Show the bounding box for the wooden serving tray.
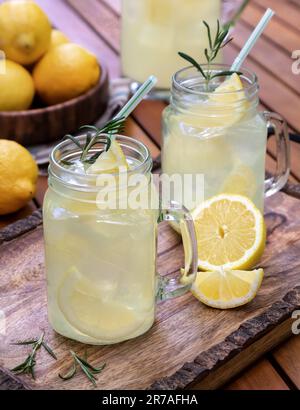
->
[0,186,300,390]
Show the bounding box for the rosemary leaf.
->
[60,159,73,166]
[211,70,243,80]
[59,351,106,386]
[11,332,56,380]
[79,125,99,132]
[203,20,212,50]
[221,37,234,49]
[63,116,125,166]
[63,134,82,150]
[42,341,57,360]
[84,151,102,164]
[178,52,206,78]
[11,340,37,346]
[178,20,242,88]
[76,355,106,373]
[59,363,76,381]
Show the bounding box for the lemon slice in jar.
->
[57,268,144,341]
[86,140,128,174]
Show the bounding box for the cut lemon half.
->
[86,140,128,174]
[57,268,144,341]
[191,268,264,309]
[192,194,266,271]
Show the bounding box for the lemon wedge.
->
[208,73,248,126]
[191,268,264,309]
[86,140,128,174]
[210,73,245,103]
[57,268,144,341]
[192,194,266,271]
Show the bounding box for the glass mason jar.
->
[162,65,290,213]
[43,135,198,345]
[121,0,221,90]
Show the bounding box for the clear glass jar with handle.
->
[121,0,221,90]
[43,135,198,345]
[162,65,290,212]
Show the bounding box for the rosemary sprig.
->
[179,20,241,90]
[11,332,57,379]
[62,117,125,166]
[59,350,106,386]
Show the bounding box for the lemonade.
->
[162,66,269,213]
[43,136,158,345]
[121,0,221,89]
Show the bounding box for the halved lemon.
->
[86,140,128,174]
[191,268,264,309]
[57,268,144,340]
[192,194,266,271]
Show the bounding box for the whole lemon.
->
[33,43,101,105]
[0,0,51,65]
[0,60,34,111]
[0,140,38,215]
[49,29,69,50]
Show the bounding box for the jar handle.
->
[156,201,198,302]
[263,112,290,198]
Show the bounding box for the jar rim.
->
[49,134,153,190]
[172,64,258,96]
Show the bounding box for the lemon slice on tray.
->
[192,194,266,271]
[191,268,264,309]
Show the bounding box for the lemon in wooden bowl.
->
[0,0,51,65]
[33,43,101,105]
[0,60,34,111]
[49,29,69,50]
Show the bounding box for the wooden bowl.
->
[0,65,109,146]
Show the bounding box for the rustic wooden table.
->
[0,0,299,390]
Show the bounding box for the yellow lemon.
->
[191,268,264,309]
[192,194,266,271]
[49,29,69,50]
[0,60,34,111]
[33,43,101,105]
[0,0,51,65]
[0,140,38,215]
